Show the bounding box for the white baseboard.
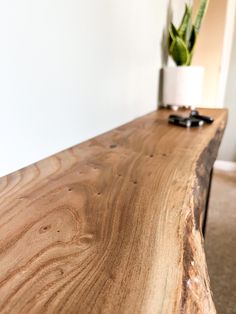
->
[214,160,236,172]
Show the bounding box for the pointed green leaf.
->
[184,13,193,45]
[169,23,179,40]
[178,4,192,38]
[170,36,190,66]
[187,26,198,65]
[189,26,197,53]
[168,23,180,52]
[194,0,209,33]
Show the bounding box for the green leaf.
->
[168,23,180,52]
[187,26,198,65]
[169,23,179,40]
[170,36,190,66]
[184,13,193,45]
[178,4,192,38]
[194,0,209,33]
[189,26,197,52]
[166,0,209,65]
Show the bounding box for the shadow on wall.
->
[157,0,173,108]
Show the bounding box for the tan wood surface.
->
[0,108,227,314]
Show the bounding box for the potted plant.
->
[162,0,209,110]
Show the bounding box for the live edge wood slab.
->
[0,108,227,314]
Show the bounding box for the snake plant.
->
[168,0,209,66]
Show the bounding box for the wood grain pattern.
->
[0,108,227,314]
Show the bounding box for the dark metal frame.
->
[202,168,214,237]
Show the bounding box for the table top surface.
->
[0,108,227,313]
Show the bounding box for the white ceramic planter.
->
[162,66,205,109]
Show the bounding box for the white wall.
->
[218,21,236,162]
[0,0,185,177]
[192,0,236,108]
[192,0,228,107]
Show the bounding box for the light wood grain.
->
[0,108,227,314]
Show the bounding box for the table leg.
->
[202,168,214,237]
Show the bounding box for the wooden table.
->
[0,108,227,313]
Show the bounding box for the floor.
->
[205,169,236,314]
